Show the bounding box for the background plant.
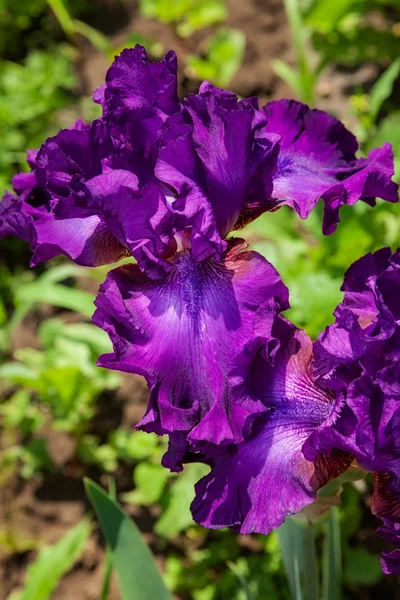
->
[1,0,400,598]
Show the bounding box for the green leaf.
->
[84,478,172,600]
[187,28,245,88]
[305,0,359,32]
[123,463,170,505]
[16,518,90,600]
[14,281,94,317]
[177,0,226,37]
[227,561,254,600]
[155,464,208,538]
[343,547,383,586]
[369,57,400,123]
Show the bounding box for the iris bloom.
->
[0,46,399,569]
[192,250,400,574]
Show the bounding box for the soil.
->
[1,1,399,599]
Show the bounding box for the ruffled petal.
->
[155,85,279,247]
[263,100,398,233]
[84,174,172,274]
[93,240,289,463]
[36,119,114,208]
[192,316,352,533]
[95,45,179,123]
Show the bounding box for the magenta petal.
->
[93,241,289,459]
[192,318,351,533]
[263,99,398,232]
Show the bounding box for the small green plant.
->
[140,0,227,37]
[0,46,77,194]
[7,519,91,600]
[186,28,245,88]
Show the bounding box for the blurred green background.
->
[0,0,400,598]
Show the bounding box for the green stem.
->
[277,518,319,600]
[46,0,75,39]
[282,0,316,105]
[301,523,319,600]
[323,507,342,600]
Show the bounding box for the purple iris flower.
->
[191,248,400,573]
[93,243,289,469]
[302,248,400,574]
[1,45,397,267]
[191,309,353,533]
[1,46,399,569]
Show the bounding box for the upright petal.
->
[36,119,114,208]
[156,85,279,250]
[93,240,289,466]
[263,100,398,232]
[95,45,180,123]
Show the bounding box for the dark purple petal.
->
[263,100,398,232]
[93,240,289,463]
[36,119,113,207]
[375,514,400,576]
[85,174,173,275]
[192,316,352,533]
[95,45,179,123]
[381,549,400,575]
[155,86,279,246]
[30,170,173,270]
[0,193,34,243]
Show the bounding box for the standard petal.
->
[93,240,289,461]
[85,173,172,274]
[192,317,352,533]
[96,45,179,123]
[156,86,279,246]
[263,100,398,232]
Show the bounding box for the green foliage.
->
[243,199,400,337]
[10,518,91,600]
[85,478,173,600]
[139,0,227,37]
[343,548,383,586]
[0,46,77,194]
[1,318,119,435]
[186,28,245,87]
[155,464,209,538]
[273,0,318,105]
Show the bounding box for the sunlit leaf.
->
[85,478,172,600]
[15,518,90,600]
